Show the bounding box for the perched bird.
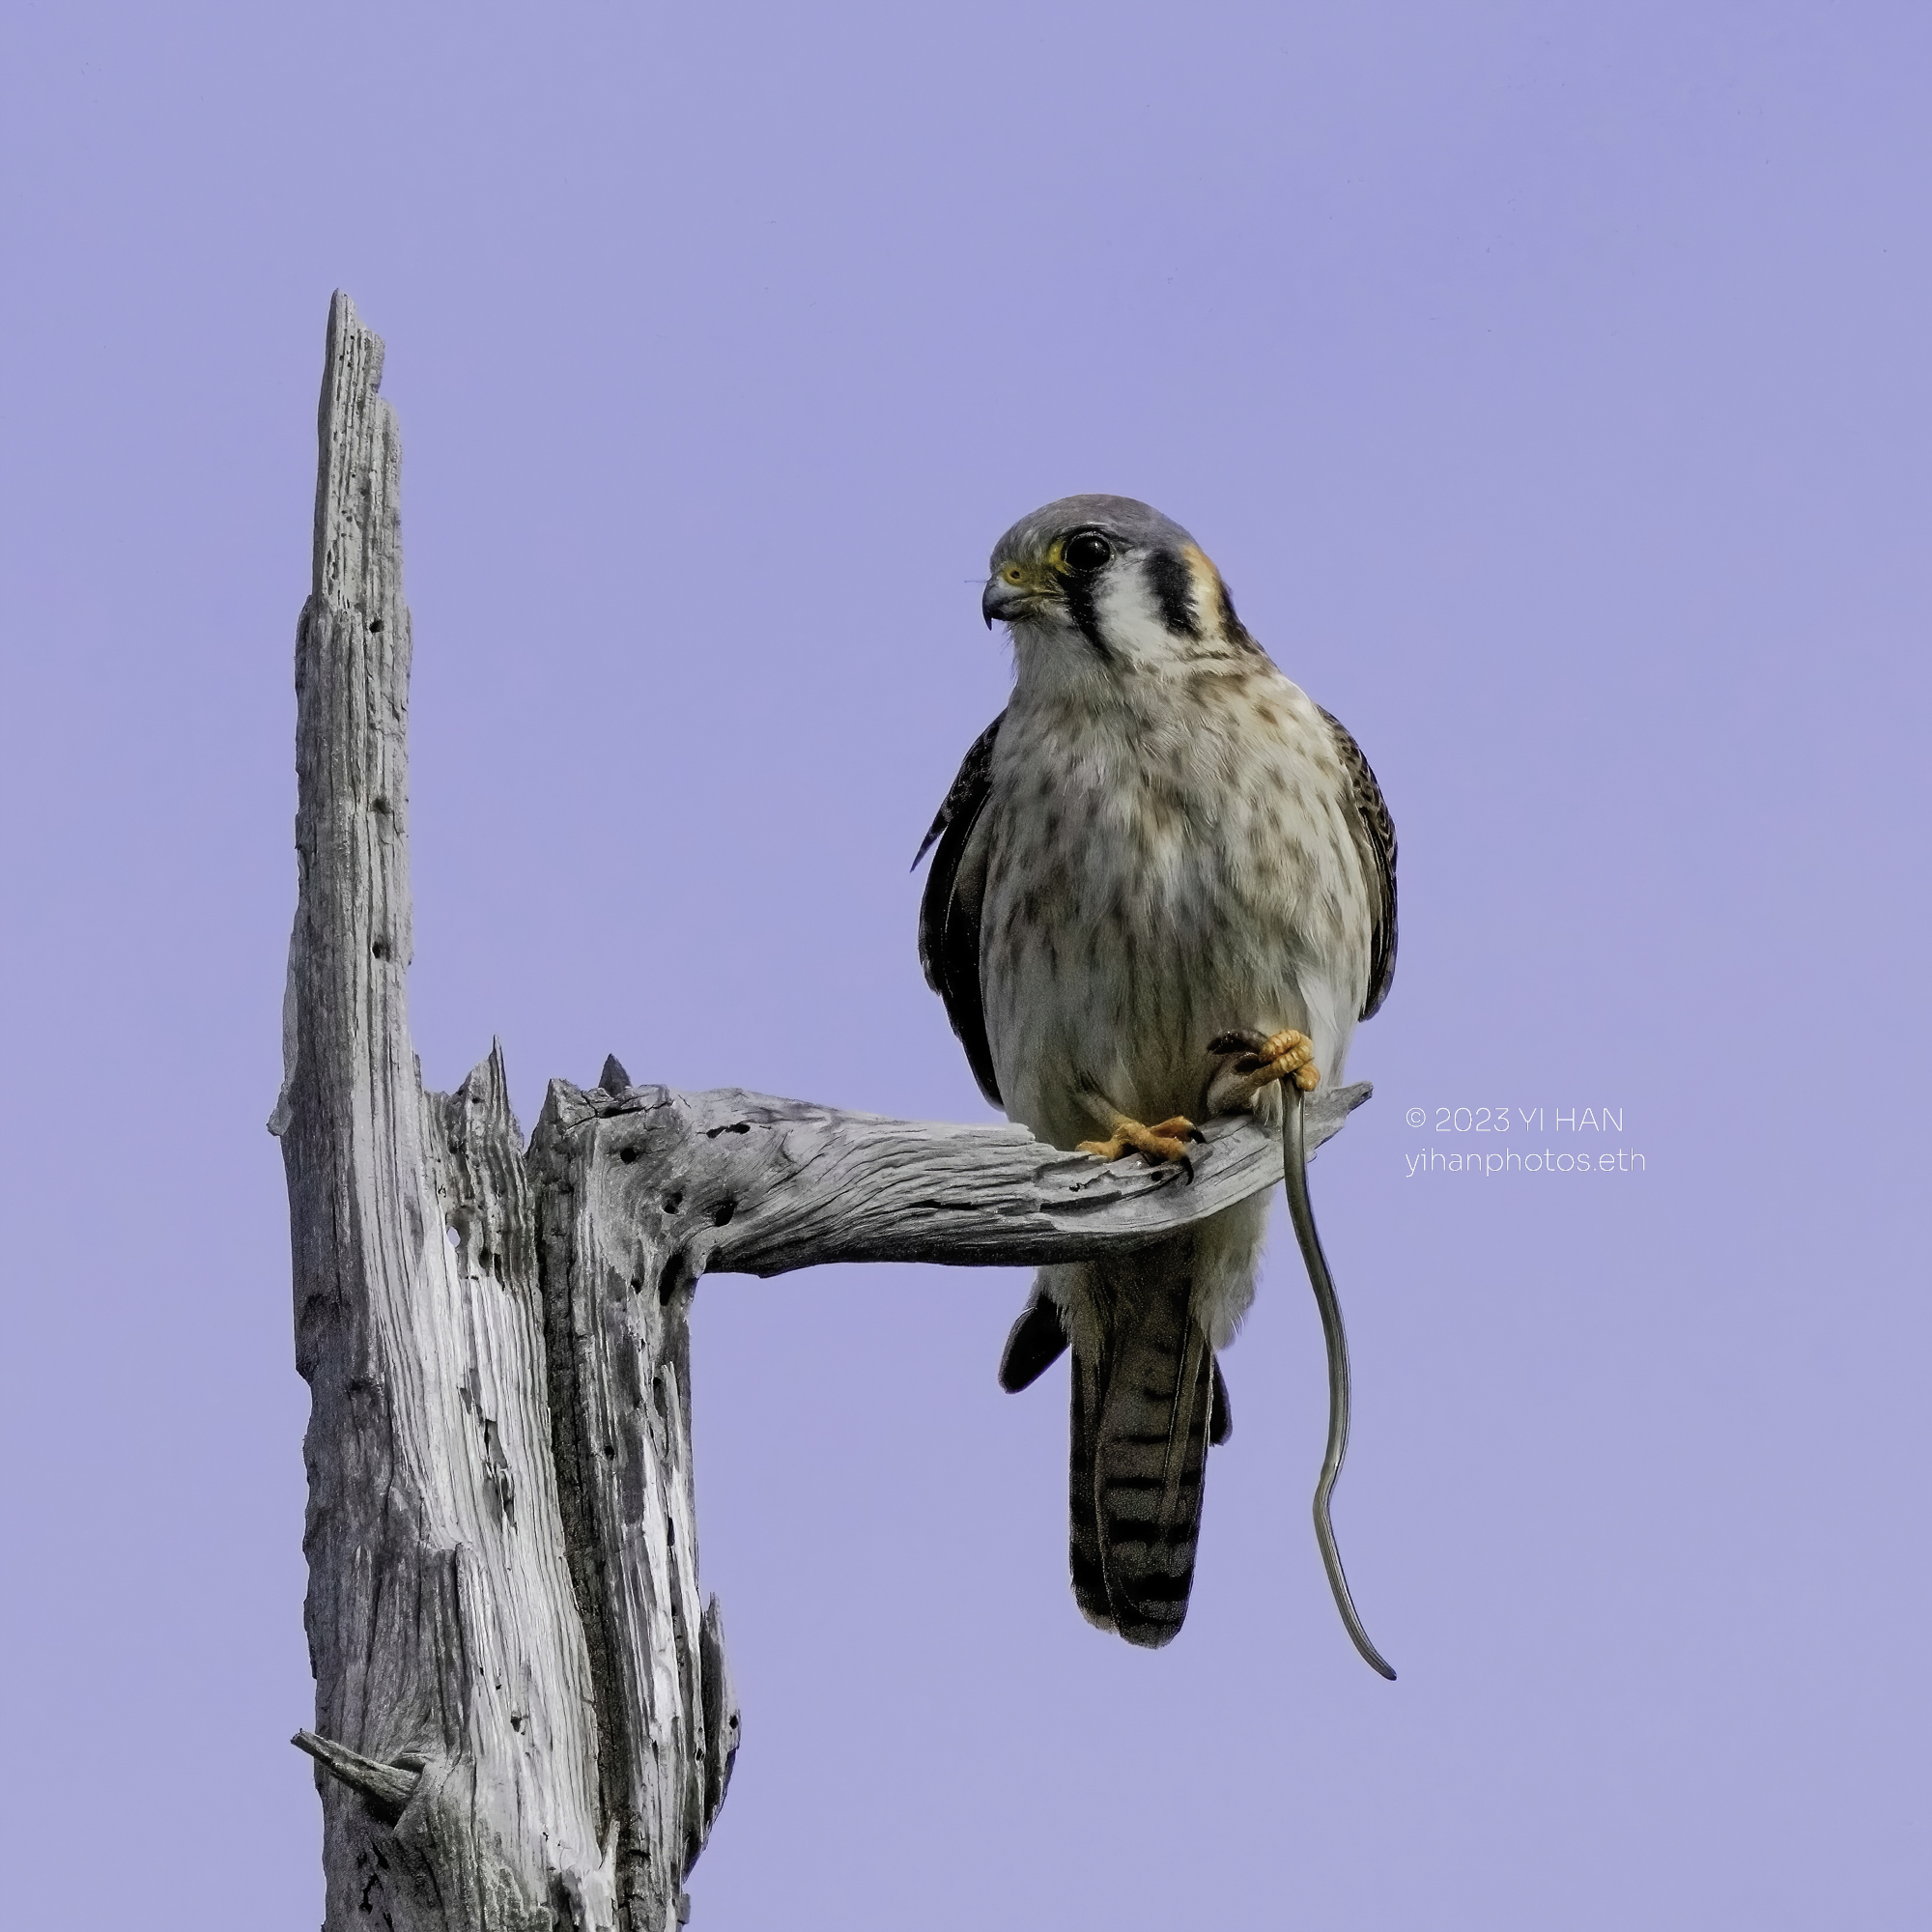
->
[917,495,1396,1649]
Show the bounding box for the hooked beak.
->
[982,573,1040,628]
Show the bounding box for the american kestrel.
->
[917,496,1396,1649]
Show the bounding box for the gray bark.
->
[273,295,616,1931]
[273,292,1367,1932]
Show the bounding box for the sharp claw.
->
[1208,1029,1269,1058]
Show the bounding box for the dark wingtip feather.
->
[911,813,946,871]
[1318,703,1399,1021]
[916,712,1006,1107]
[999,1291,1070,1392]
[913,712,1004,870]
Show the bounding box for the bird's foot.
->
[1077,1115,1205,1165]
[1205,1029,1321,1114]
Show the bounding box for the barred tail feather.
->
[1068,1344,1114,1630]
[1064,1236,1217,1648]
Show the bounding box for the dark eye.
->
[1063,531,1112,574]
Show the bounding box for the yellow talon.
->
[1254,1029,1321,1093]
[1078,1115,1202,1164]
[1205,1028,1321,1112]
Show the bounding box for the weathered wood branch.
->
[535,1075,1370,1281]
[273,293,1367,1932]
[293,1729,424,1822]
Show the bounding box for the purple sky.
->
[3,4,1928,1924]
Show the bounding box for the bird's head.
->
[981,494,1253,675]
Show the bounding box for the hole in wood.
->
[710,1199,735,1227]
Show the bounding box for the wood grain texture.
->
[273,294,616,1932]
[536,1077,1370,1282]
[529,1092,740,1932]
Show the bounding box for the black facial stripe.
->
[1145,547,1200,639]
[1218,579,1246,640]
[1062,571,1112,662]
